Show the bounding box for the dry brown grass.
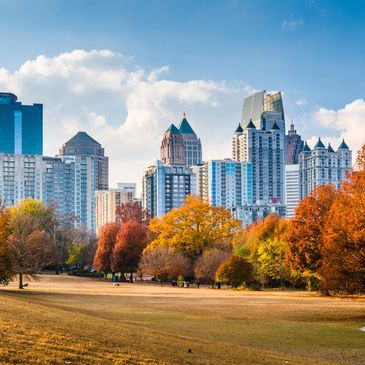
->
[0,275,364,365]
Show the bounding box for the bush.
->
[215,256,253,288]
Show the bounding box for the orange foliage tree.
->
[322,169,365,293]
[93,223,119,276]
[215,256,253,288]
[286,184,338,292]
[111,220,148,281]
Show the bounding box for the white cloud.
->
[282,16,304,30]
[295,97,308,106]
[0,50,247,193]
[313,99,365,156]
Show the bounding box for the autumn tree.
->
[233,214,289,289]
[0,208,12,285]
[286,184,338,293]
[7,200,55,289]
[148,196,241,259]
[194,248,230,286]
[322,168,365,293]
[93,223,119,276]
[138,247,191,284]
[215,256,253,288]
[116,201,150,226]
[111,220,148,281]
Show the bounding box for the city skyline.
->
[0,1,364,190]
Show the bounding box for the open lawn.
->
[0,275,364,365]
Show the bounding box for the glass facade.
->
[0,93,43,155]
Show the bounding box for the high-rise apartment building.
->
[0,92,43,155]
[299,139,352,198]
[178,113,202,166]
[142,160,196,217]
[95,183,137,234]
[58,132,109,232]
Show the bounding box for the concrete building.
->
[95,183,137,235]
[142,160,196,217]
[285,121,304,165]
[299,139,352,198]
[285,164,300,218]
[58,132,109,233]
[0,92,43,155]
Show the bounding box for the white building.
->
[285,164,300,218]
[95,183,137,235]
[299,139,352,199]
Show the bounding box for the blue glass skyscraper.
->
[0,92,43,154]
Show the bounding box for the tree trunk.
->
[130,272,133,283]
[261,282,265,290]
[19,272,23,289]
[307,277,312,292]
[280,278,284,291]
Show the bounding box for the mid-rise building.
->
[142,160,196,217]
[0,92,43,155]
[299,139,352,198]
[95,183,137,234]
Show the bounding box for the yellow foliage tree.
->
[147,196,241,259]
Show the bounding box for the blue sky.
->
[0,0,364,186]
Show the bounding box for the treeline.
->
[0,199,97,288]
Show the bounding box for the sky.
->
[0,0,364,192]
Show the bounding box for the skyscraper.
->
[0,92,43,155]
[59,132,109,232]
[285,121,304,165]
[178,113,202,166]
[160,124,186,165]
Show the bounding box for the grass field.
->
[0,275,364,365]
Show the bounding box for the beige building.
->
[95,183,136,235]
[160,124,186,166]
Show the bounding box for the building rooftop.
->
[246,119,256,129]
[303,142,311,152]
[64,131,101,147]
[178,113,196,134]
[314,138,325,149]
[235,123,243,133]
[338,139,349,150]
[166,123,180,134]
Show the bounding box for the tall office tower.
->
[285,164,300,218]
[285,121,304,164]
[178,113,202,166]
[160,124,186,166]
[59,132,109,232]
[95,183,137,235]
[241,91,285,131]
[299,139,352,199]
[142,160,196,217]
[234,91,286,207]
[0,92,43,154]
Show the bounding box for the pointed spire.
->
[338,139,349,150]
[166,123,180,134]
[246,119,256,129]
[314,137,325,149]
[235,123,243,133]
[327,143,335,153]
[303,142,311,152]
[271,122,280,130]
[178,114,195,134]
